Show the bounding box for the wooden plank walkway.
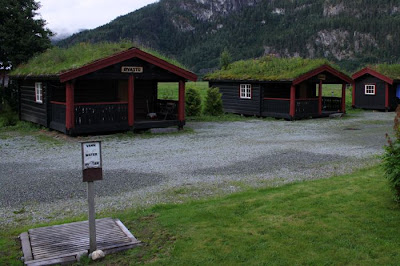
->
[20,218,141,266]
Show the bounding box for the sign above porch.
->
[121,66,143,73]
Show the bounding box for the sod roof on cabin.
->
[11,42,187,77]
[204,56,341,81]
[367,64,400,80]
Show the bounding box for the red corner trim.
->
[293,64,353,85]
[59,48,197,83]
[352,67,393,85]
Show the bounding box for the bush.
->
[0,111,18,127]
[383,105,400,201]
[204,87,223,116]
[185,87,202,116]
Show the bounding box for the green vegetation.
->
[203,87,223,116]
[368,64,400,80]
[11,41,187,76]
[57,0,400,74]
[382,106,400,200]
[185,87,202,116]
[2,165,400,264]
[204,57,336,81]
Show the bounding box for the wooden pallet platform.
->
[19,218,141,266]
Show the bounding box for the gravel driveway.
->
[0,111,395,227]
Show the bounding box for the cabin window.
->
[35,82,43,103]
[240,84,252,99]
[365,84,376,95]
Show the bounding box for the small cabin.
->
[352,66,400,111]
[10,43,197,135]
[205,57,353,120]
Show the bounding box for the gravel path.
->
[0,111,395,227]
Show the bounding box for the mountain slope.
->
[58,0,400,74]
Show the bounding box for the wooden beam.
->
[385,82,389,111]
[65,81,74,130]
[128,75,134,126]
[352,82,356,107]
[318,80,322,115]
[342,83,346,113]
[178,80,185,125]
[289,85,296,118]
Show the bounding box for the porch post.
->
[178,80,185,128]
[318,80,323,115]
[341,83,346,113]
[65,81,75,130]
[352,82,356,108]
[385,83,389,111]
[128,75,134,127]
[289,85,296,119]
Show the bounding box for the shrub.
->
[383,105,400,201]
[204,87,223,116]
[185,87,202,116]
[0,111,18,127]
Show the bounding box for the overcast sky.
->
[38,0,158,38]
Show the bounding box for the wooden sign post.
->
[81,141,103,254]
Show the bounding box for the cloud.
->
[38,0,158,36]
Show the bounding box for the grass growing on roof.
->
[368,63,400,80]
[205,56,340,81]
[11,41,187,76]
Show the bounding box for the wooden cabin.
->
[352,66,400,111]
[205,57,353,120]
[10,44,197,135]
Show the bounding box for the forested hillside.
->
[58,0,400,75]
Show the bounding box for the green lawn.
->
[1,165,400,265]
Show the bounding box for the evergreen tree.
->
[219,48,232,70]
[0,0,53,69]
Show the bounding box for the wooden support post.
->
[352,82,356,108]
[289,85,296,118]
[341,83,346,113]
[128,75,134,126]
[87,181,97,253]
[178,80,185,128]
[318,80,322,115]
[385,83,389,111]
[66,81,75,130]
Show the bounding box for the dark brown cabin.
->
[352,67,400,111]
[11,48,197,135]
[208,65,353,120]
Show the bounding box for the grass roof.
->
[11,41,187,76]
[367,64,400,80]
[204,56,338,81]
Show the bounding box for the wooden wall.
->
[19,80,48,127]
[210,81,261,116]
[355,75,387,110]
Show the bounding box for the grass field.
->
[1,165,400,265]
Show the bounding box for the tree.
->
[219,48,232,70]
[204,87,223,116]
[185,87,202,116]
[0,0,53,69]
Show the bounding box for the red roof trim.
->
[351,67,393,85]
[293,64,353,85]
[59,48,197,83]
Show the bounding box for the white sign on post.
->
[83,142,101,169]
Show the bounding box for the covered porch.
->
[49,79,187,135]
[261,65,352,120]
[47,48,196,135]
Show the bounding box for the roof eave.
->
[293,64,353,85]
[352,67,394,85]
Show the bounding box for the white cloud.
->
[38,0,158,37]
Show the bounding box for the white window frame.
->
[35,82,43,103]
[240,84,252,99]
[365,84,376,95]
